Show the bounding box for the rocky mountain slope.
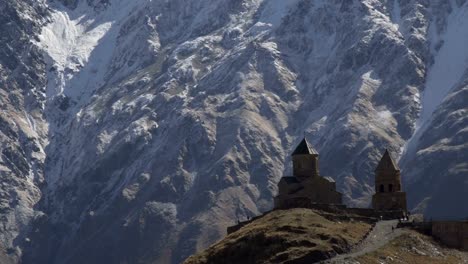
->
[0,0,48,262]
[0,0,467,263]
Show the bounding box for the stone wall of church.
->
[374,171,402,192]
[274,177,342,209]
[292,154,319,178]
[301,177,342,204]
[432,221,468,251]
[372,192,407,211]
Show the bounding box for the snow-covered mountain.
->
[0,0,467,263]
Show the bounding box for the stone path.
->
[321,220,407,263]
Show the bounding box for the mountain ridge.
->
[0,0,466,263]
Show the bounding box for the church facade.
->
[274,138,343,209]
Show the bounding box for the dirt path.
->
[321,220,408,263]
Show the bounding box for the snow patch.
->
[97,130,118,154]
[247,0,302,37]
[38,8,112,99]
[391,0,402,29]
[376,110,393,127]
[419,4,468,127]
[402,2,468,156]
[37,0,147,103]
[258,0,302,27]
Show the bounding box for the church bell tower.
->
[372,149,407,212]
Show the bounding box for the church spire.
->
[292,138,318,156]
[375,149,399,171]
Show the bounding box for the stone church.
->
[274,138,343,208]
[274,139,407,214]
[372,149,407,211]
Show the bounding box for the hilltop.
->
[184,208,372,264]
[185,208,468,264]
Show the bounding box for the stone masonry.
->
[274,138,343,209]
[372,149,407,212]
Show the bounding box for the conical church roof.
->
[292,138,318,156]
[375,149,399,171]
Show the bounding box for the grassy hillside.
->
[357,230,468,263]
[184,208,372,264]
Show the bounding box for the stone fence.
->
[432,221,468,251]
[276,197,406,220]
[396,220,468,251]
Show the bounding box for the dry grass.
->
[184,208,371,264]
[356,230,468,264]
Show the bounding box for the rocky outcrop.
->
[0,0,48,260]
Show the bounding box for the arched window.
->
[389,184,393,192]
[379,184,385,193]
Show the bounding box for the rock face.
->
[0,0,48,261]
[0,0,467,263]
